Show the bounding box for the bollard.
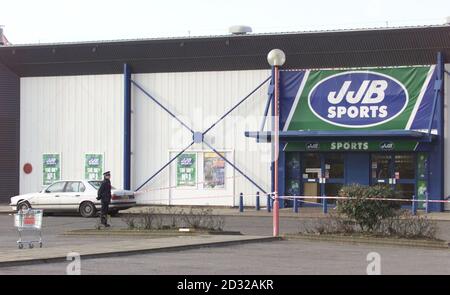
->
[293,197,298,213]
[256,192,260,211]
[267,194,271,212]
[239,192,244,212]
[411,195,417,215]
[322,196,328,214]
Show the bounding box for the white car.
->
[10,180,136,217]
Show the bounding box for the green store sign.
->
[42,153,61,185]
[176,153,197,187]
[285,141,418,152]
[284,66,434,131]
[85,153,104,180]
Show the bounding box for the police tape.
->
[278,195,450,203]
[135,194,235,203]
[134,189,450,204]
[132,191,272,203]
[134,175,242,195]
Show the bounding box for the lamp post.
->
[267,49,286,237]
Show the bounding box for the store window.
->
[324,153,344,179]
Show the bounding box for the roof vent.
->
[445,16,450,25]
[229,25,252,35]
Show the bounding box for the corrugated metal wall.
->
[20,70,272,206]
[20,75,124,193]
[0,63,19,203]
[132,70,271,206]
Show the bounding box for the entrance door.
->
[323,153,345,205]
[301,153,321,204]
[300,153,345,206]
[371,153,416,203]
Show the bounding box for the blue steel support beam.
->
[130,79,195,134]
[202,76,271,136]
[259,89,273,132]
[123,64,132,190]
[427,52,445,212]
[203,140,268,195]
[135,141,195,191]
[427,54,444,139]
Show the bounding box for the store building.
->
[0,25,449,211]
[246,63,445,212]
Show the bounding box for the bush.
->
[376,211,438,239]
[121,207,225,231]
[299,212,438,240]
[298,184,438,240]
[336,184,400,231]
[121,214,137,229]
[299,214,356,235]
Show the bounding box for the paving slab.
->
[2,205,450,221]
[0,234,280,267]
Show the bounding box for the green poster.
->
[177,153,196,187]
[85,154,104,180]
[416,153,429,210]
[42,154,61,185]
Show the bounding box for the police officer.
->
[96,171,112,227]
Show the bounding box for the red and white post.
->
[267,49,286,237]
[273,65,280,237]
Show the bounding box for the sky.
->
[1,0,450,44]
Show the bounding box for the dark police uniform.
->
[96,171,112,226]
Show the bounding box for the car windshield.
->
[89,181,116,190]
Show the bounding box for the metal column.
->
[123,63,132,190]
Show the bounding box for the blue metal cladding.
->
[278,71,305,131]
[345,153,370,185]
[427,52,445,212]
[278,144,286,208]
[123,64,131,190]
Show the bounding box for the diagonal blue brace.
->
[135,141,195,191]
[202,76,271,136]
[259,92,273,132]
[203,140,268,195]
[131,79,195,134]
[132,76,271,194]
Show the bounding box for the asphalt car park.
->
[0,214,449,274]
[1,238,450,275]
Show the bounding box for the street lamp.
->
[267,49,286,67]
[267,49,285,237]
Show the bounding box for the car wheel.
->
[79,201,96,218]
[17,201,31,211]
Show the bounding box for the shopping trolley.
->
[14,209,43,249]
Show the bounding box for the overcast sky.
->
[1,0,450,44]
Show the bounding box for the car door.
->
[61,181,86,211]
[36,181,67,210]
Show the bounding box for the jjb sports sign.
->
[308,71,408,128]
[282,66,436,132]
